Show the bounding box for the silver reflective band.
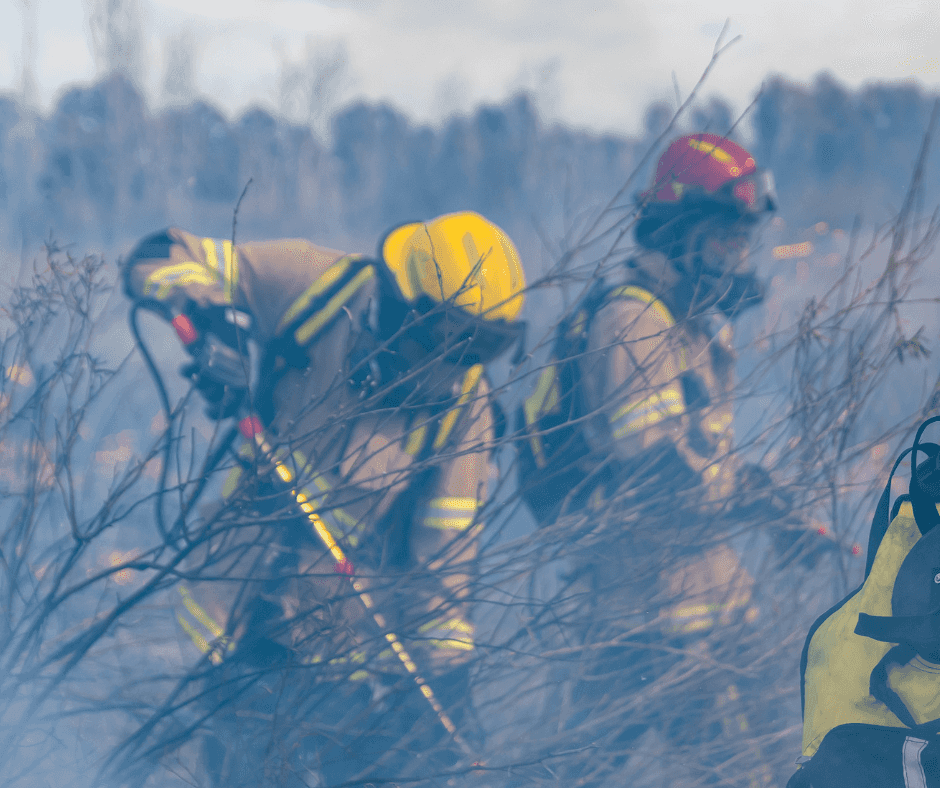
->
[902,736,928,788]
[224,307,252,330]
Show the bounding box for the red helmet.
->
[640,133,776,218]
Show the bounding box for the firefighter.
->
[516,133,827,784]
[122,212,525,786]
[789,418,940,788]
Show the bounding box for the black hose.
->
[129,303,238,542]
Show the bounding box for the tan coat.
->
[519,250,755,634]
[125,227,494,675]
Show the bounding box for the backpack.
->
[790,416,940,787]
[514,281,612,524]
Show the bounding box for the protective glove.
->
[175,306,253,420]
[731,463,840,570]
[730,462,794,522]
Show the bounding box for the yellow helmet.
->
[380,211,525,322]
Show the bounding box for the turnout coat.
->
[124,227,495,677]
[516,250,755,636]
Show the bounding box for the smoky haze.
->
[1,67,940,788]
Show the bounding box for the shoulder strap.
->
[866,416,940,578]
[907,415,940,537]
[866,445,916,578]
[869,645,921,729]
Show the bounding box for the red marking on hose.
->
[334,558,354,576]
[852,543,861,556]
[816,526,828,536]
[238,416,263,440]
[171,314,198,345]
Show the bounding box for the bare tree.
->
[162,29,198,105]
[276,36,350,139]
[85,0,145,84]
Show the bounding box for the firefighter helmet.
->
[641,133,776,219]
[380,212,525,322]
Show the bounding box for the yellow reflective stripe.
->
[609,285,676,329]
[177,613,212,655]
[428,638,474,651]
[221,466,242,499]
[611,387,685,438]
[666,597,751,634]
[294,264,375,345]
[403,424,428,456]
[292,449,309,475]
[296,477,361,548]
[200,238,239,303]
[523,366,559,427]
[277,255,360,335]
[295,489,360,548]
[429,496,478,510]
[418,616,474,635]
[179,586,224,639]
[418,616,475,651]
[422,496,478,531]
[248,424,460,732]
[687,137,734,164]
[222,240,238,303]
[202,237,218,275]
[706,411,733,435]
[222,442,256,498]
[433,364,484,450]
[143,263,218,301]
[522,366,560,469]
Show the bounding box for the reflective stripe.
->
[179,586,224,638]
[608,285,689,370]
[418,616,475,651]
[176,613,218,663]
[301,649,373,678]
[294,265,375,345]
[610,285,675,330]
[422,496,478,531]
[198,238,239,303]
[903,737,929,788]
[296,476,363,548]
[403,424,429,456]
[610,387,684,438]
[223,241,238,303]
[177,586,233,664]
[706,411,733,435]
[202,238,217,273]
[665,597,751,635]
[221,466,242,499]
[221,443,255,499]
[246,422,465,734]
[277,254,357,334]
[433,364,484,450]
[687,136,734,164]
[143,263,217,301]
[522,366,560,469]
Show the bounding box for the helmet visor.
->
[724,169,777,215]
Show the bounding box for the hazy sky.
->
[2,0,939,135]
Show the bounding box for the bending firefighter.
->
[517,133,831,784]
[123,212,525,786]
